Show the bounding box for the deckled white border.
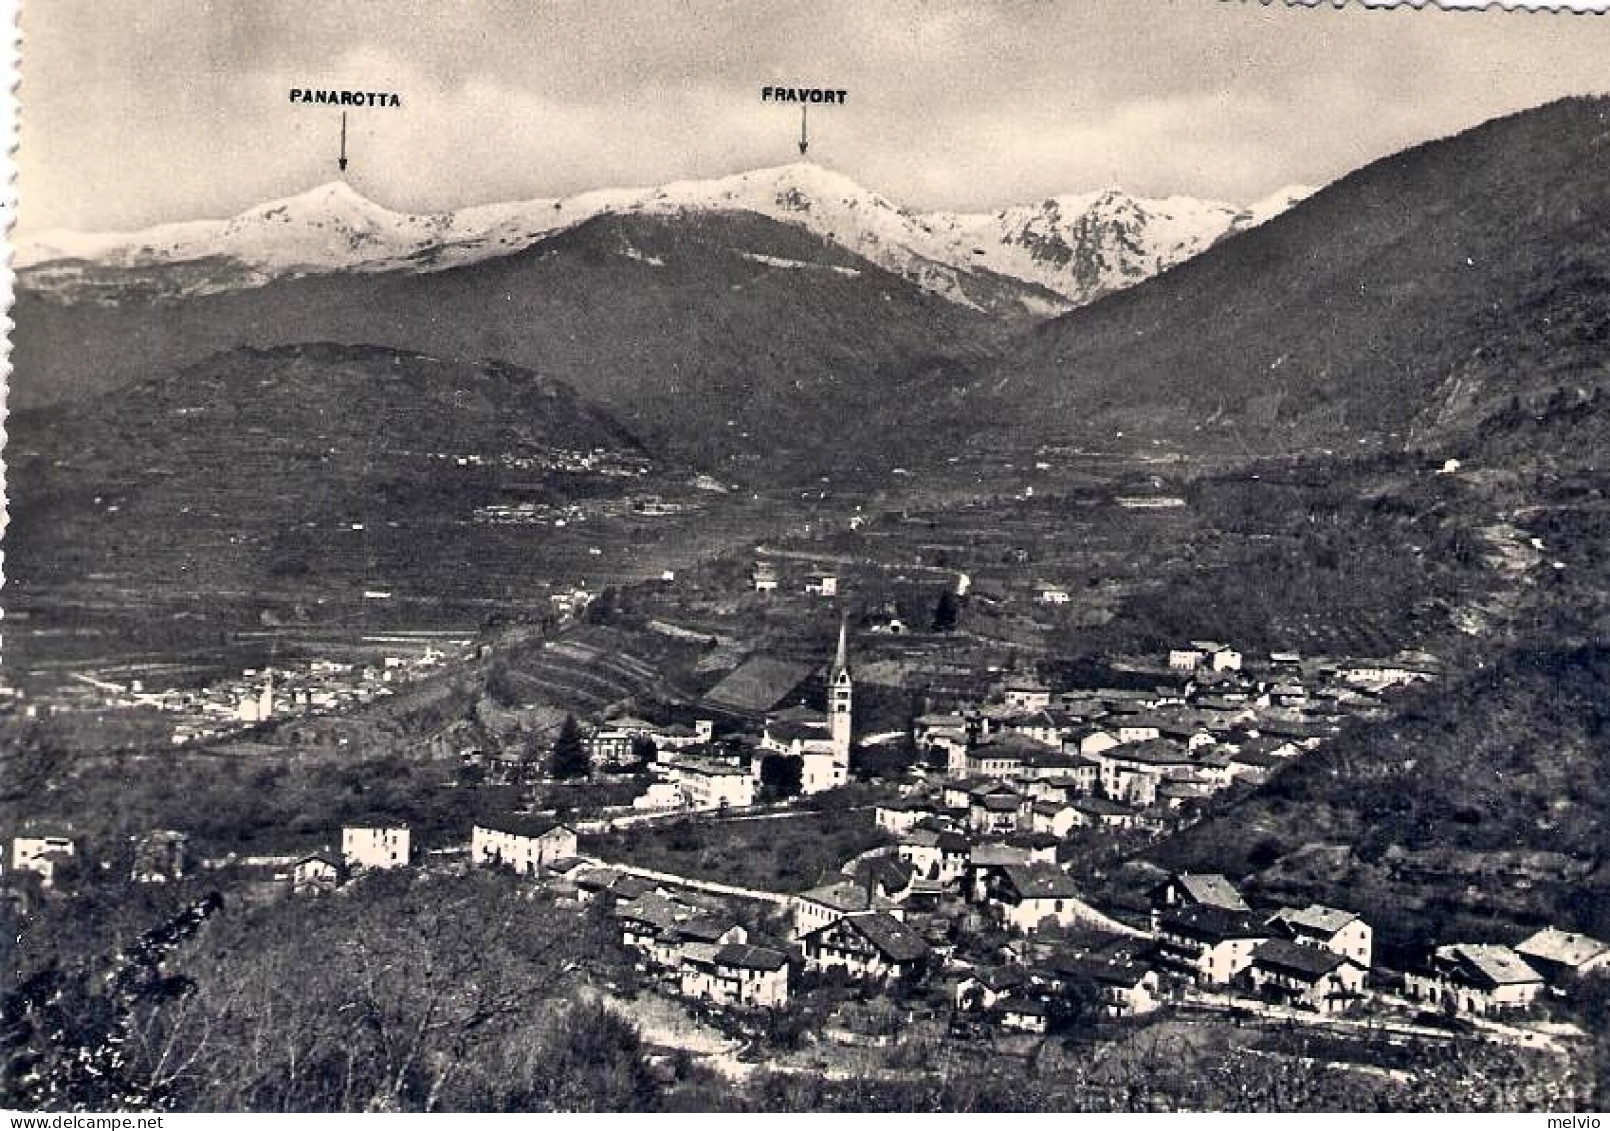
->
[1,0,17,663]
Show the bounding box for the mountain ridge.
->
[18,163,1310,317]
[971,94,1610,457]
[10,207,1003,471]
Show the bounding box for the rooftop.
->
[476,814,572,840]
[1252,938,1350,979]
[842,911,931,963]
[1438,943,1545,987]
[715,942,788,972]
[1159,905,1269,943]
[970,844,1031,867]
[1515,926,1610,969]
[1106,739,1197,766]
[1000,863,1081,900]
[799,880,874,914]
[765,719,833,744]
[1168,873,1250,913]
[1272,903,1358,937]
[704,656,815,713]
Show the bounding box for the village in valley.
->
[17,6,1610,1110]
[4,509,1600,1100]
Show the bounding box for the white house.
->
[670,756,758,810]
[1267,904,1372,969]
[1403,944,1544,1016]
[805,575,839,597]
[1155,907,1269,985]
[1247,940,1367,1013]
[471,817,577,875]
[680,942,790,1008]
[1169,642,1242,672]
[1002,679,1053,711]
[341,825,411,871]
[1052,950,1161,1018]
[874,799,940,836]
[1064,726,1121,759]
[760,715,845,796]
[1514,927,1610,982]
[799,911,930,983]
[978,863,1088,934]
[752,562,779,593]
[291,852,346,895]
[792,879,896,939]
[897,828,970,885]
[10,834,76,888]
[633,781,686,810]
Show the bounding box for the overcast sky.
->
[16,0,1610,233]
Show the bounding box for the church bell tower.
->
[829,618,853,766]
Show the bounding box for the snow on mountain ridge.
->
[18,166,1314,313]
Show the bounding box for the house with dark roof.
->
[617,892,748,971]
[1096,739,1198,805]
[291,852,347,895]
[1063,725,1121,760]
[1003,709,1083,749]
[1002,678,1053,711]
[1404,944,1545,1016]
[1047,945,1161,1018]
[848,855,918,904]
[1150,872,1249,930]
[1155,906,1270,985]
[1067,796,1140,830]
[1514,927,1610,982]
[679,941,790,1009]
[668,755,759,809]
[471,816,577,876]
[1002,831,1061,864]
[875,797,942,836]
[993,995,1050,1033]
[959,739,1031,781]
[897,827,970,885]
[968,789,1027,836]
[1247,939,1366,1013]
[792,879,899,939]
[1227,748,1285,784]
[980,863,1086,934]
[1028,800,1079,839]
[952,965,1029,1013]
[800,911,931,984]
[1267,903,1372,969]
[962,843,1033,903]
[572,866,626,902]
[1026,760,1101,801]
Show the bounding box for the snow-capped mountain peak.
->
[17,167,1315,315]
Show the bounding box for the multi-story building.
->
[342,825,411,870]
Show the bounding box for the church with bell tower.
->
[829,617,853,767]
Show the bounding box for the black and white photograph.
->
[8,0,1610,1115]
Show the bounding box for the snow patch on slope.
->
[18,166,1314,314]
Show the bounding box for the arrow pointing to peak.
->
[798,104,809,156]
[338,111,348,172]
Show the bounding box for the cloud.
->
[16,0,1610,231]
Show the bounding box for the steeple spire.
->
[829,615,853,770]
